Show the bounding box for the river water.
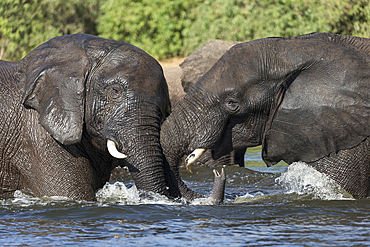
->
[1,147,369,246]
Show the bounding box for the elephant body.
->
[0,34,171,201]
[0,68,107,199]
[0,61,93,199]
[309,137,370,199]
[161,33,370,200]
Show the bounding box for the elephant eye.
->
[226,100,239,112]
[107,84,124,100]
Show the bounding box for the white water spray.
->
[276,162,354,200]
[95,181,181,205]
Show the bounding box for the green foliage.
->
[0,0,99,61]
[181,0,351,55]
[98,0,370,58]
[334,0,370,37]
[97,0,198,59]
[1,0,370,61]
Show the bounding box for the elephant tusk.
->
[185,148,206,173]
[107,139,127,159]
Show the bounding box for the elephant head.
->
[161,32,370,200]
[17,34,171,198]
[163,40,245,170]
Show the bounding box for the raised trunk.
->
[209,168,226,204]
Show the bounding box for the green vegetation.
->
[244,146,288,167]
[1,0,370,61]
[97,0,198,59]
[1,0,98,60]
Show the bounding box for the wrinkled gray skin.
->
[209,168,226,204]
[161,32,370,200]
[111,40,237,203]
[163,40,245,169]
[0,34,171,201]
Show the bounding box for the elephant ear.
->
[18,34,89,145]
[262,45,370,166]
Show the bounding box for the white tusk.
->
[107,139,127,159]
[185,148,206,168]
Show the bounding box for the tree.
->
[97,0,198,59]
[0,0,99,61]
[181,0,349,56]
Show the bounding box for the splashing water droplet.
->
[276,162,354,200]
[95,181,181,205]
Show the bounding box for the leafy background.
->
[1,0,370,61]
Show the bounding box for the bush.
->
[0,0,98,61]
[334,0,370,37]
[96,0,370,59]
[1,0,370,61]
[181,0,356,56]
[97,0,199,59]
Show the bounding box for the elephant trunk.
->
[109,102,169,197]
[160,92,209,201]
[125,135,168,196]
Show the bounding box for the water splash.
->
[0,181,219,207]
[276,162,354,200]
[233,191,272,203]
[12,190,71,205]
[96,181,182,205]
[96,181,221,205]
[0,183,179,207]
[0,190,84,209]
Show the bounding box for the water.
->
[1,147,370,246]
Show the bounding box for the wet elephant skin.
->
[161,32,370,200]
[0,34,170,201]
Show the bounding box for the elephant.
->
[0,34,171,201]
[163,40,246,169]
[165,39,242,106]
[160,32,370,200]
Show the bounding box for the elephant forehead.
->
[109,67,166,93]
[93,55,164,87]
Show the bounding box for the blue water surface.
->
[1,147,369,246]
